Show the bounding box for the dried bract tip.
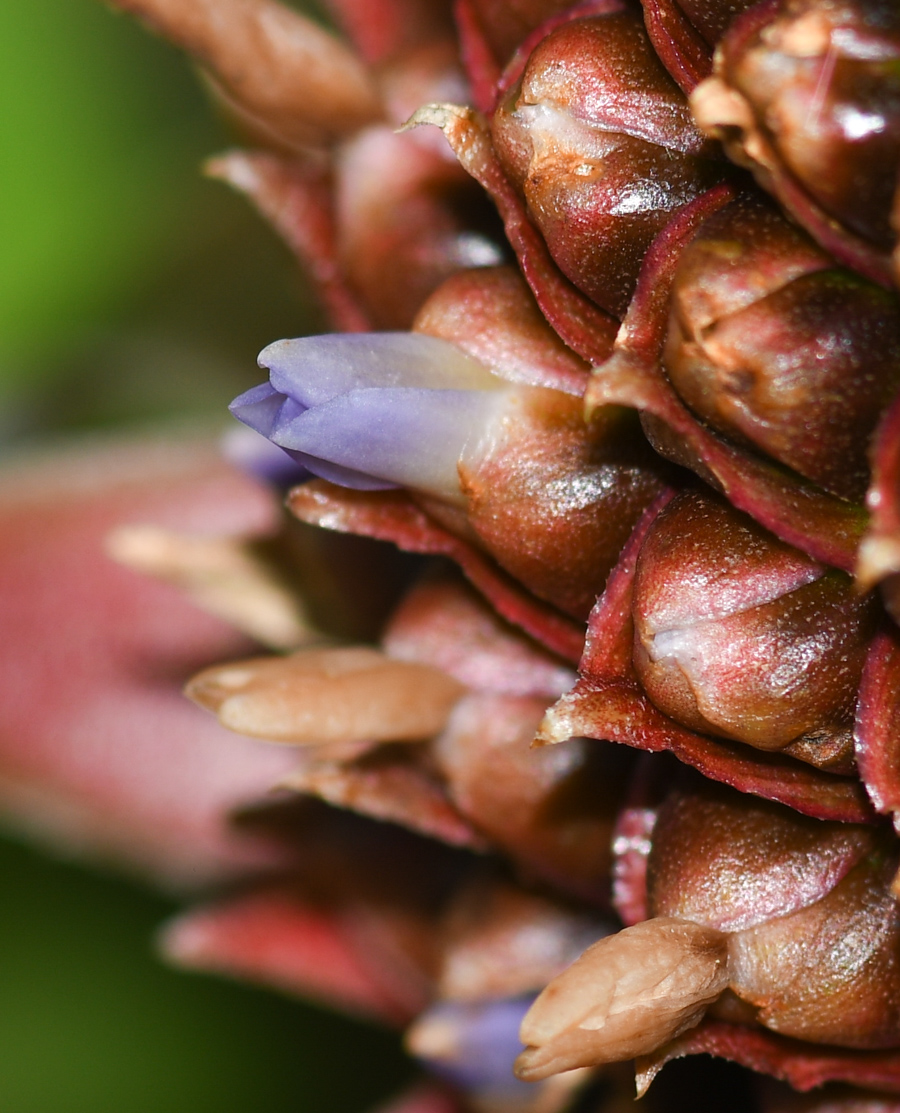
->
[515,917,729,1080]
[109,0,382,148]
[106,524,313,650]
[185,647,465,744]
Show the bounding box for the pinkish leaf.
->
[161,884,428,1025]
[0,433,302,888]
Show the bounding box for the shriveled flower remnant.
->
[15,0,900,1111]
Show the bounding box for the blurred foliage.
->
[0,3,415,1110]
[0,835,412,1113]
[0,0,322,440]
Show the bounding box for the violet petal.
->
[410,996,537,1095]
[272,387,506,499]
[258,332,501,403]
[228,381,295,439]
[221,426,312,488]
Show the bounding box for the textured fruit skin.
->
[492,10,723,317]
[632,489,876,770]
[663,196,900,501]
[692,0,900,283]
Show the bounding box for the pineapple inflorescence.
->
[70,0,900,1110]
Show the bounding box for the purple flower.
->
[230,333,511,502]
[406,995,538,1098]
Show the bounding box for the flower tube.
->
[230,332,511,501]
[232,309,669,619]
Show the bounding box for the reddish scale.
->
[664,196,900,502]
[491,10,724,317]
[648,782,900,1051]
[632,489,877,770]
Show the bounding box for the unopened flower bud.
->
[185,646,464,744]
[230,333,507,503]
[492,9,723,317]
[663,195,900,501]
[515,917,729,1079]
[406,995,537,1095]
[692,0,900,279]
[233,326,667,618]
[632,489,876,770]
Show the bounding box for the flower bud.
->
[230,332,507,502]
[406,996,537,1101]
[407,991,592,1113]
[663,195,900,501]
[232,325,667,618]
[691,0,900,280]
[491,10,723,317]
[632,489,877,770]
[185,646,465,745]
[515,917,729,1079]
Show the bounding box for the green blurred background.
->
[0,2,414,1109]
